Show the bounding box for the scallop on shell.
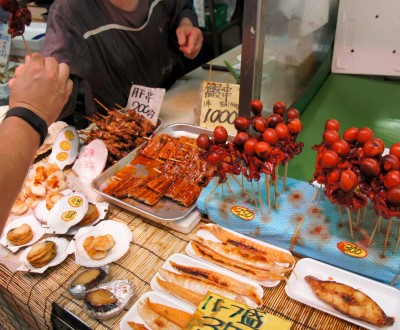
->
[68,265,111,298]
[46,191,89,234]
[33,189,72,225]
[0,215,46,253]
[83,279,135,320]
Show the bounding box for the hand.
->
[176,18,203,59]
[8,53,73,126]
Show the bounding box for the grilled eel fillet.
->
[305,275,395,327]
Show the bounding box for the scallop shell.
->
[83,279,135,320]
[33,189,73,225]
[48,125,79,170]
[18,237,71,273]
[46,191,89,234]
[71,220,132,267]
[0,215,47,253]
[68,265,111,298]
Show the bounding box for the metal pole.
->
[239,0,267,116]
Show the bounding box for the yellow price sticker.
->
[64,130,75,141]
[62,211,77,222]
[68,196,84,208]
[56,152,68,161]
[337,242,368,258]
[60,141,71,151]
[230,206,254,221]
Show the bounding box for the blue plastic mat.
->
[196,174,400,289]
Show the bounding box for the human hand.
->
[8,53,73,126]
[176,18,203,59]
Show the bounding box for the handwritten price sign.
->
[200,81,240,134]
[126,84,165,125]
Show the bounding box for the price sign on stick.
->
[199,80,239,134]
[126,84,165,125]
[0,23,11,67]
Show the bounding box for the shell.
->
[33,189,72,225]
[68,265,111,298]
[48,125,79,170]
[83,279,135,320]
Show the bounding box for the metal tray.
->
[92,123,215,222]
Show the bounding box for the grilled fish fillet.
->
[305,276,395,327]
[137,298,181,330]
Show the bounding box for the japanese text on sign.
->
[127,84,165,125]
[0,23,11,67]
[200,81,239,134]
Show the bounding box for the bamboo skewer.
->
[394,223,400,253]
[265,174,271,212]
[362,205,367,223]
[258,180,262,211]
[230,174,251,199]
[22,35,31,55]
[94,98,110,112]
[282,162,288,192]
[355,209,361,229]
[368,216,382,246]
[274,166,278,210]
[83,115,96,123]
[338,205,342,226]
[251,181,257,206]
[382,217,393,257]
[317,184,322,205]
[346,207,354,239]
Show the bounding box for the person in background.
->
[0,53,72,230]
[41,0,204,125]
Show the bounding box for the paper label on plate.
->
[187,292,292,330]
[230,206,255,221]
[126,84,164,126]
[48,125,79,170]
[337,241,368,258]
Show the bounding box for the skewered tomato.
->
[340,170,358,192]
[381,154,400,172]
[383,170,400,189]
[320,150,340,169]
[356,127,374,144]
[207,152,222,165]
[323,130,340,145]
[213,126,228,144]
[286,108,300,120]
[332,139,350,157]
[360,158,380,177]
[272,101,286,116]
[387,187,400,206]
[255,141,272,159]
[275,123,289,140]
[390,142,400,159]
[243,138,258,155]
[287,118,302,134]
[234,117,250,132]
[234,132,249,146]
[266,114,283,128]
[343,127,359,143]
[251,116,267,133]
[363,138,385,158]
[196,134,210,150]
[324,119,340,131]
[262,128,278,145]
[249,99,263,115]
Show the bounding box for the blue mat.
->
[196,174,400,289]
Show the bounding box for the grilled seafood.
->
[156,277,204,306]
[137,298,182,330]
[199,224,295,266]
[7,223,33,246]
[169,260,262,306]
[305,275,395,327]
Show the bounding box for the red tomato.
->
[207,152,222,165]
[324,119,340,131]
[383,170,400,189]
[251,116,267,133]
[390,142,400,159]
[286,108,300,120]
[234,117,250,132]
[363,138,385,158]
[243,138,258,155]
[275,123,289,140]
[323,130,340,146]
[262,128,279,145]
[196,134,210,150]
[234,132,249,146]
[331,139,350,157]
[272,101,286,116]
[266,114,283,128]
[255,141,272,159]
[320,150,340,169]
[387,187,400,206]
[340,170,358,192]
[287,118,302,134]
[343,127,359,143]
[356,127,374,144]
[381,154,400,172]
[213,126,228,144]
[360,158,380,177]
[249,99,263,115]
[326,169,341,184]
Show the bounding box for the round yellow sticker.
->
[62,211,77,222]
[68,196,83,208]
[56,152,68,161]
[64,130,75,141]
[337,242,368,258]
[230,206,254,221]
[60,141,71,151]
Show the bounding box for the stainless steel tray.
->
[92,123,215,222]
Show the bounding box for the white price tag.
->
[0,23,11,67]
[126,84,164,125]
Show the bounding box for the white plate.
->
[285,258,400,330]
[119,291,193,330]
[150,253,264,309]
[186,223,293,287]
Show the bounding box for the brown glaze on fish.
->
[305,276,395,327]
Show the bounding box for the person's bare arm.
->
[176,17,203,59]
[0,53,72,231]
